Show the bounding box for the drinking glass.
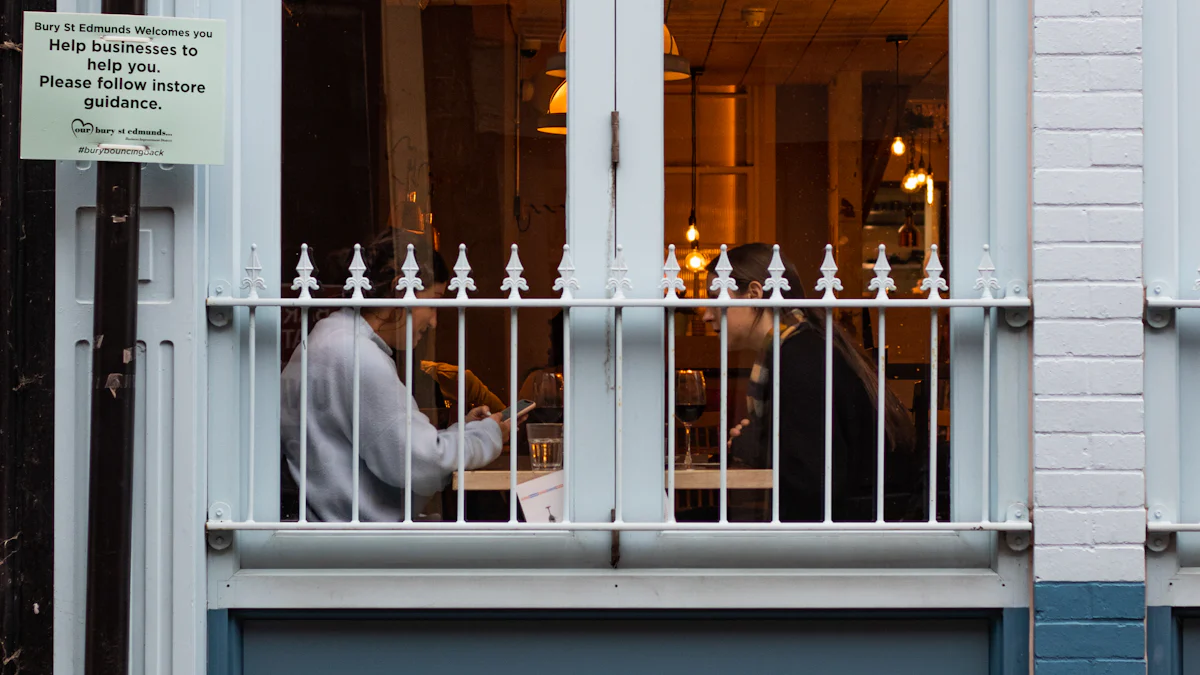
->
[531,371,564,423]
[527,423,564,471]
[675,370,706,468]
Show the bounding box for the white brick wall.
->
[1033,0,1145,583]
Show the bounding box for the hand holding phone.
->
[500,399,537,421]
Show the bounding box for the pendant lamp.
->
[536,80,567,135]
[887,35,908,156]
[545,26,690,80]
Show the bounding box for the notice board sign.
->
[20,11,226,165]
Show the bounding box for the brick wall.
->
[1032,0,1146,671]
[1033,0,1145,586]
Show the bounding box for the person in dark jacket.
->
[703,244,919,522]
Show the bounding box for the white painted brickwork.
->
[1033,0,1146,583]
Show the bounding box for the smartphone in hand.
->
[500,400,537,421]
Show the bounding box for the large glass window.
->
[278,0,569,523]
[663,2,951,522]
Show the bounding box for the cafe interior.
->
[278,0,951,521]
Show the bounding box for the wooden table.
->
[453,466,773,491]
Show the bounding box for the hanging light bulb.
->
[902,159,922,193]
[916,158,928,186]
[686,243,707,272]
[887,35,908,157]
[926,172,935,205]
[686,223,699,242]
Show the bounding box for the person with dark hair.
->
[702,243,918,522]
[280,230,519,522]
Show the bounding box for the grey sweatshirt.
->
[281,309,503,522]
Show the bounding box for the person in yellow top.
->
[419,360,506,417]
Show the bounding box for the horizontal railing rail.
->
[205,241,1032,546]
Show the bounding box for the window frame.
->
[205,0,1033,611]
[1145,0,1200,608]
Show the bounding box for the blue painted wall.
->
[235,617,992,675]
[1035,582,1145,674]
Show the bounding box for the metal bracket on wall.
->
[207,280,232,327]
[207,502,233,551]
[1003,280,1030,328]
[1145,280,1175,329]
[1005,503,1031,552]
[1147,504,1172,552]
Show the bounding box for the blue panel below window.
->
[1034,582,1145,674]
[239,617,991,675]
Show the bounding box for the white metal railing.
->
[205,241,1032,537]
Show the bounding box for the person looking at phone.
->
[703,244,917,522]
[280,231,522,522]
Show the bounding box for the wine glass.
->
[531,371,564,423]
[675,370,707,468]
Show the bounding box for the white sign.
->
[20,11,226,165]
[516,471,565,524]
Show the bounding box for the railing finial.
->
[396,243,425,299]
[501,243,529,299]
[867,244,895,300]
[606,245,633,299]
[762,244,791,300]
[661,245,686,299]
[292,243,320,299]
[815,244,842,300]
[343,243,372,299]
[921,244,949,300]
[241,243,266,300]
[709,244,738,299]
[448,243,476,299]
[975,244,1000,300]
[554,245,580,299]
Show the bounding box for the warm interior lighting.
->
[546,26,690,81]
[686,223,699,242]
[927,174,935,205]
[891,136,906,156]
[902,167,922,193]
[537,81,567,135]
[686,248,707,272]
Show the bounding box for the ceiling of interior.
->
[489,0,948,89]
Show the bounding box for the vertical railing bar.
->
[719,308,728,524]
[298,307,309,522]
[875,308,887,523]
[403,311,414,523]
[457,307,467,523]
[562,309,572,523]
[823,309,833,524]
[509,308,518,523]
[981,307,992,523]
[771,308,781,524]
[614,308,624,523]
[667,307,676,523]
[928,306,939,523]
[351,309,362,523]
[246,307,257,523]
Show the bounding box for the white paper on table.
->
[517,470,565,523]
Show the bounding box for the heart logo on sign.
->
[71,119,95,137]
